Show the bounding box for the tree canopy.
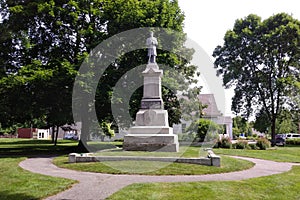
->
[0,0,200,146]
[213,13,300,143]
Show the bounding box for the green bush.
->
[246,136,256,140]
[249,143,258,150]
[215,137,232,149]
[235,140,249,149]
[101,121,115,138]
[186,119,221,142]
[256,138,271,150]
[286,139,300,145]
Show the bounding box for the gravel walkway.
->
[19,156,299,200]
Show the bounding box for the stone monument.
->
[123,32,179,152]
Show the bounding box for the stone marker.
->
[123,32,179,152]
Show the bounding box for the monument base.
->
[123,133,179,152]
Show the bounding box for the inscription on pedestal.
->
[143,110,156,125]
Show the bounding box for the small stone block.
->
[211,155,221,167]
[69,153,79,163]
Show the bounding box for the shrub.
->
[249,143,258,150]
[101,122,115,138]
[286,139,300,145]
[256,138,271,150]
[215,137,232,149]
[235,140,249,149]
[246,136,256,141]
[186,119,221,142]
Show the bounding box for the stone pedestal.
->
[123,63,179,152]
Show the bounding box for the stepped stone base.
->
[123,133,179,152]
[129,126,173,134]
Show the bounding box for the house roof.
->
[199,94,222,117]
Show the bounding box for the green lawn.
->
[1,139,300,200]
[0,138,78,156]
[0,138,78,200]
[107,145,300,200]
[53,155,254,175]
[107,166,300,200]
[0,157,76,200]
[90,145,211,157]
[213,146,300,163]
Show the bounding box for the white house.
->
[37,129,51,139]
[173,94,233,139]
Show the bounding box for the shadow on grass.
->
[0,139,79,158]
[0,191,38,200]
[0,139,123,158]
[0,139,53,145]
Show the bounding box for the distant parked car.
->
[275,137,286,146]
[72,135,79,140]
[275,134,287,139]
[286,133,300,139]
[64,133,78,140]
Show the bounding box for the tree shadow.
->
[0,139,78,158]
[0,190,39,200]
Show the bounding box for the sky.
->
[178,0,300,118]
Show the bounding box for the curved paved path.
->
[19,156,299,200]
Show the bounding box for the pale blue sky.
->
[178,0,300,118]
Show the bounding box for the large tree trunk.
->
[271,118,276,146]
[51,126,55,143]
[54,125,59,146]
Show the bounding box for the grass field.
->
[0,138,78,156]
[53,155,254,175]
[0,157,76,200]
[213,146,300,163]
[0,139,78,200]
[107,166,300,200]
[106,145,300,200]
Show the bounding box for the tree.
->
[213,13,300,144]
[75,0,200,146]
[0,0,106,145]
[0,0,201,149]
[232,116,252,137]
[275,109,298,133]
[253,110,271,134]
[186,118,221,142]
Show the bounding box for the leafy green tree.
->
[254,108,298,135]
[253,110,271,134]
[79,0,200,145]
[101,121,115,139]
[0,0,201,150]
[94,0,197,124]
[232,116,253,137]
[213,13,300,144]
[276,109,298,133]
[233,116,247,134]
[186,118,221,142]
[0,0,106,145]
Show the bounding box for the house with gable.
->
[173,94,233,139]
